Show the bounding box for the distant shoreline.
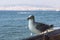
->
[0,10,59,12]
[0,6,60,11]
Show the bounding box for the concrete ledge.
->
[23,29,60,40]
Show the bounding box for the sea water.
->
[0,11,60,40]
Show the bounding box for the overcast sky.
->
[0,0,60,8]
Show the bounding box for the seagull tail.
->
[50,25,53,28]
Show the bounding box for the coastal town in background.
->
[0,6,60,11]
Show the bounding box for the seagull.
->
[27,15,53,35]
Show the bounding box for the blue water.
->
[0,11,60,40]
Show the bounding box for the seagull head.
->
[27,15,34,20]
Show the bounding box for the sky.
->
[0,0,60,8]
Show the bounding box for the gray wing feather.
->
[35,22,53,32]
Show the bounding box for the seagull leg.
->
[30,33,33,36]
[42,32,46,40]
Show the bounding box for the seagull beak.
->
[27,17,29,20]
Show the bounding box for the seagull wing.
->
[35,22,51,32]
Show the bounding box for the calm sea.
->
[0,10,60,40]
